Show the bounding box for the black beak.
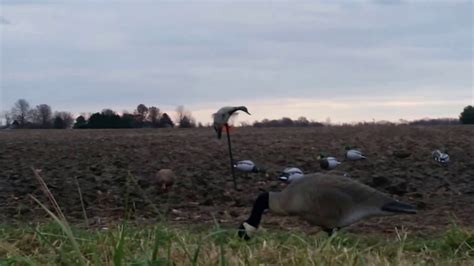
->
[237,223,251,240]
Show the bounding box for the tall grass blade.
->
[30,195,86,265]
[113,224,127,266]
[74,176,89,227]
[31,168,66,222]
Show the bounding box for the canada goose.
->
[278,167,304,183]
[317,154,341,170]
[432,149,449,164]
[345,147,367,160]
[238,173,416,239]
[212,106,251,139]
[153,169,175,192]
[212,106,251,190]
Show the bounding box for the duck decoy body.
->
[432,149,449,164]
[234,160,265,173]
[278,167,304,183]
[318,155,341,170]
[345,147,367,160]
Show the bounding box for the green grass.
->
[1,169,472,265]
[0,222,473,265]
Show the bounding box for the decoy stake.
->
[225,124,238,190]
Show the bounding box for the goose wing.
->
[304,187,353,228]
[313,175,390,205]
[279,174,392,228]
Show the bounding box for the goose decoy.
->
[212,106,251,190]
[317,154,341,170]
[153,169,176,192]
[238,173,417,239]
[432,149,449,164]
[345,147,367,160]
[212,106,251,139]
[278,167,304,183]
[234,160,266,174]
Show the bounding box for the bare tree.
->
[136,104,148,122]
[176,105,196,128]
[32,104,53,128]
[297,116,309,127]
[175,105,186,123]
[325,117,332,126]
[148,106,160,126]
[1,111,12,127]
[11,99,31,126]
[158,113,174,128]
[53,111,74,129]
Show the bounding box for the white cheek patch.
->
[243,222,257,237]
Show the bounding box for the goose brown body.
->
[238,173,416,239]
[154,169,175,192]
[269,173,399,229]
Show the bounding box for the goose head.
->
[235,106,251,115]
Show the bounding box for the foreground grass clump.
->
[0,223,473,265]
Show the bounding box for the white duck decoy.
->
[432,149,449,164]
[318,154,341,170]
[345,147,367,161]
[278,167,304,183]
[212,106,251,139]
[234,160,266,174]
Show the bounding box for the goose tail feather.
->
[382,201,417,214]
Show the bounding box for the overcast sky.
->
[0,0,472,124]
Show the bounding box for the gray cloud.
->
[0,1,472,122]
[0,16,10,25]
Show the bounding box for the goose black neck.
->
[245,192,269,228]
[320,159,329,170]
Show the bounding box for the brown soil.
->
[0,126,473,236]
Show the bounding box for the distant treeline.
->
[74,104,197,129]
[1,99,74,129]
[1,99,196,129]
[1,99,473,129]
[252,117,324,127]
[74,108,177,129]
[407,118,460,126]
[340,118,461,127]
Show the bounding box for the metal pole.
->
[225,124,237,190]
